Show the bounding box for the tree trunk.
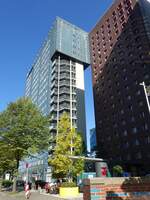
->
[12,159,19,192]
[68,177,73,183]
[0,177,3,192]
[12,176,17,192]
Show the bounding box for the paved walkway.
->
[0,191,83,200]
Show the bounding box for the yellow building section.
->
[59,187,79,197]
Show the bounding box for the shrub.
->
[61,182,76,187]
[113,165,124,177]
[2,180,13,187]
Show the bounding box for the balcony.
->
[59,97,70,103]
[59,106,70,111]
[59,89,70,94]
[60,67,70,72]
[51,80,57,89]
[59,80,70,86]
[72,115,77,119]
[49,123,57,130]
[50,105,57,112]
[51,74,58,81]
[60,60,70,65]
[51,67,56,75]
[51,114,57,120]
[51,89,58,96]
[60,74,70,80]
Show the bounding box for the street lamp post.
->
[26,163,29,184]
[140,81,150,114]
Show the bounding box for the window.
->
[109,36,112,41]
[136,90,141,95]
[119,9,124,17]
[103,43,106,47]
[122,120,126,125]
[127,154,131,160]
[128,52,133,57]
[112,11,116,16]
[114,72,119,78]
[136,152,142,159]
[121,109,124,114]
[110,95,114,99]
[116,81,120,86]
[144,74,149,80]
[134,80,138,85]
[114,123,118,128]
[123,130,128,136]
[115,30,119,35]
[110,43,113,48]
[102,37,105,41]
[142,64,146,69]
[139,101,143,106]
[125,142,129,148]
[106,18,110,23]
[135,139,139,146]
[131,116,135,122]
[118,3,122,10]
[114,23,118,29]
[112,104,115,109]
[127,95,131,100]
[132,69,136,75]
[125,85,129,90]
[119,51,124,56]
[147,136,150,144]
[145,123,148,131]
[124,76,128,81]
[133,127,137,134]
[128,105,133,111]
[104,49,107,53]
[120,15,125,23]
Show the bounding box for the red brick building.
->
[89,0,150,175]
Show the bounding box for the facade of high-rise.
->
[25,17,90,146]
[90,128,96,152]
[18,152,49,182]
[90,0,150,175]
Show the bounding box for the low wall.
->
[83,177,150,200]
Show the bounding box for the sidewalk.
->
[0,190,83,200]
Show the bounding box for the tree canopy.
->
[49,113,84,181]
[0,97,50,174]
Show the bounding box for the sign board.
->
[5,173,10,180]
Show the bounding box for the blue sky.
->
[0,0,113,149]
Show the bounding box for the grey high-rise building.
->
[25,17,90,145]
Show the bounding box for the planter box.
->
[59,187,79,197]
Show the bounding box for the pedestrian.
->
[25,182,31,199]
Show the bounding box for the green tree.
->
[0,97,50,191]
[113,165,124,177]
[49,113,84,182]
[0,141,16,191]
[0,141,16,175]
